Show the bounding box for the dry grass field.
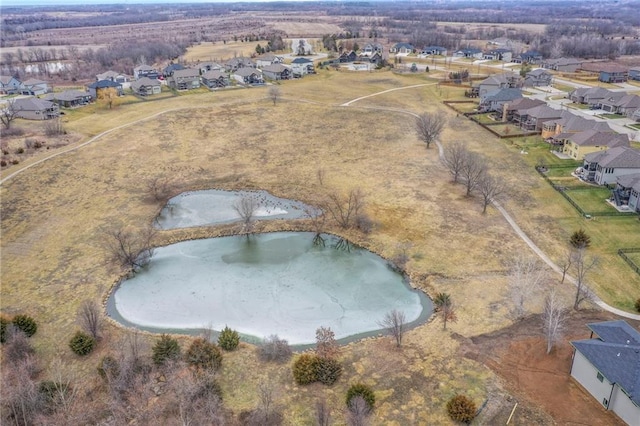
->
[1,69,637,424]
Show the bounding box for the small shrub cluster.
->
[346,383,375,410]
[355,213,374,234]
[218,326,240,351]
[97,355,120,380]
[14,147,24,154]
[69,331,96,356]
[258,335,292,363]
[25,138,45,150]
[185,338,222,371]
[292,354,343,386]
[12,159,19,165]
[0,127,24,137]
[0,315,10,343]
[12,314,38,337]
[0,160,7,167]
[446,394,477,424]
[152,334,181,365]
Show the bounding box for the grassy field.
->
[1,68,638,423]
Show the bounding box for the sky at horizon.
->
[4,0,325,6]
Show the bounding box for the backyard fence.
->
[618,248,640,276]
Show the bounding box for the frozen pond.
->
[156,189,320,229]
[108,232,431,345]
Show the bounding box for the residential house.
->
[570,320,640,426]
[232,67,263,85]
[261,64,291,81]
[42,89,92,108]
[390,43,414,54]
[339,51,357,63]
[358,52,383,66]
[421,46,447,56]
[133,64,158,80]
[224,57,255,73]
[524,69,553,87]
[502,97,545,122]
[96,71,128,84]
[581,146,640,185]
[580,62,628,83]
[541,57,584,73]
[513,105,563,132]
[168,68,200,90]
[477,73,522,97]
[87,80,123,99]
[478,88,522,113]
[630,68,640,81]
[561,130,629,160]
[131,77,162,96]
[542,110,613,139]
[361,43,383,56]
[482,48,512,62]
[600,94,640,118]
[612,173,640,212]
[512,50,543,64]
[201,70,229,88]
[0,75,22,94]
[454,48,483,59]
[197,62,224,74]
[569,87,615,108]
[163,63,185,78]
[21,78,50,95]
[290,57,315,76]
[255,54,283,68]
[12,97,59,120]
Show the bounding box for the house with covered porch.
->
[201,70,229,88]
[12,97,59,120]
[560,130,629,160]
[612,173,640,212]
[232,67,263,85]
[581,146,640,185]
[42,89,92,108]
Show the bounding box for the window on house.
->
[597,372,604,382]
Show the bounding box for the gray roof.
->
[261,64,290,73]
[527,69,551,77]
[0,75,18,85]
[291,57,312,64]
[565,130,628,147]
[482,88,522,103]
[584,146,640,168]
[131,77,160,90]
[42,89,90,102]
[201,70,226,80]
[506,97,545,111]
[616,173,640,191]
[571,321,640,405]
[171,68,200,79]
[13,97,56,111]
[22,78,47,86]
[520,105,563,120]
[480,72,520,86]
[233,67,260,77]
[134,64,155,72]
[555,112,613,133]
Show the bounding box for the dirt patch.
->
[459,310,637,425]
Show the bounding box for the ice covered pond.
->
[155,189,320,229]
[108,232,431,345]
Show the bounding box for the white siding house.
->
[570,321,640,426]
[582,147,640,185]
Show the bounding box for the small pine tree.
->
[346,383,375,410]
[316,357,343,385]
[218,326,240,351]
[570,229,591,249]
[185,338,223,371]
[152,334,181,366]
[292,353,320,385]
[0,316,10,343]
[446,394,477,424]
[69,331,96,356]
[12,314,37,337]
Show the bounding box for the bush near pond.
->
[186,338,223,371]
[69,331,96,356]
[152,334,181,365]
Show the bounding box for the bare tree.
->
[415,111,447,149]
[268,86,281,106]
[558,248,573,285]
[433,292,457,330]
[508,254,548,318]
[346,396,371,426]
[256,376,277,424]
[316,326,339,360]
[0,100,20,129]
[105,226,156,271]
[477,172,505,213]
[315,399,331,426]
[459,152,487,196]
[77,299,102,340]
[1,355,41,426]
[443,141,468,183]
[571,247,597,310]
[542,288,567,354]
[378,309,406,348]
[146,177,174,204]
[233,195,259,235]
[324,189,365,229]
